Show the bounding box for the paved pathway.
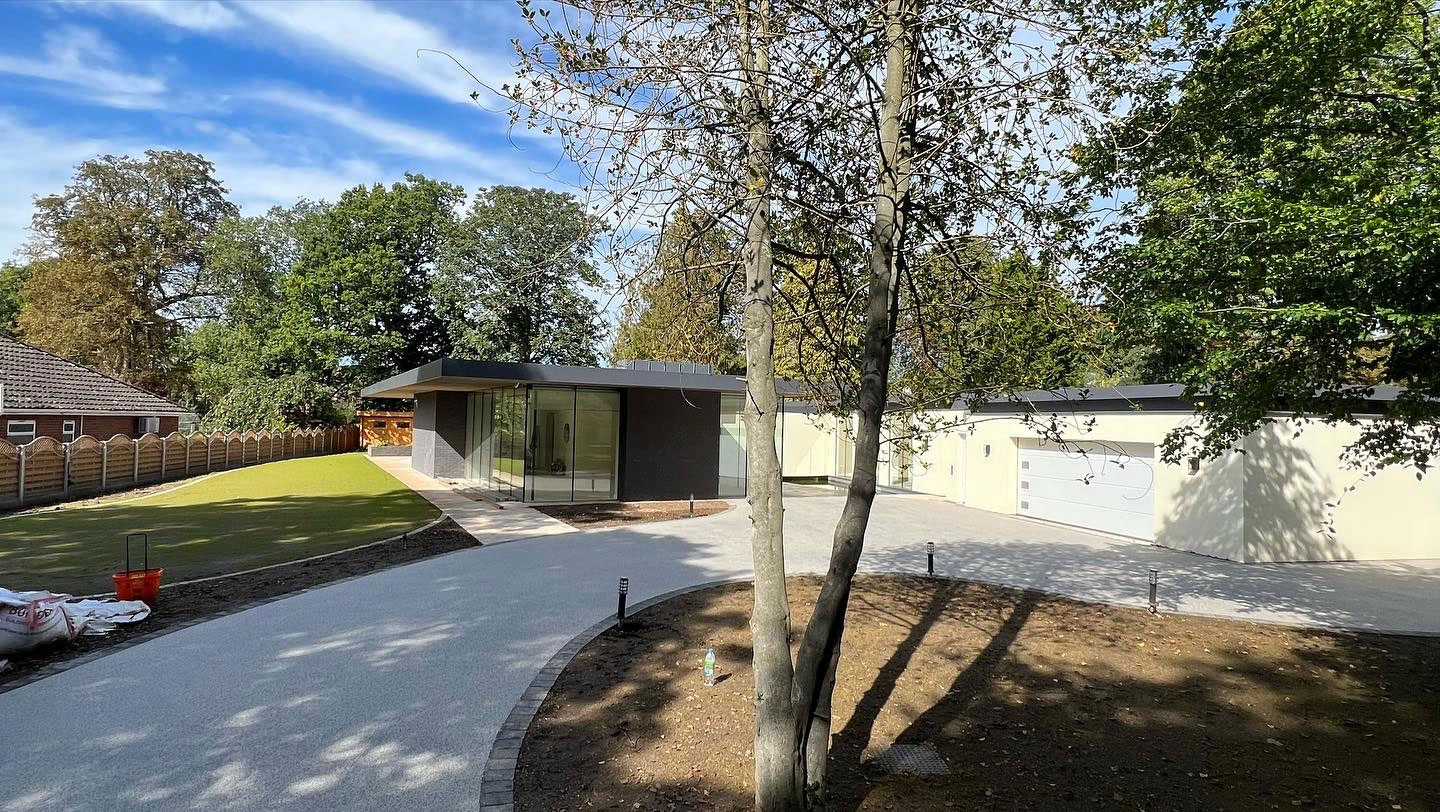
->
[368,456,573,544]
[2,494,1437,811]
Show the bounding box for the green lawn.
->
[0,453,440,595]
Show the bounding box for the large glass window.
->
[718,394,747,497]
[573,389,620,502]
[464,385,618,502]
[527,387,577,502]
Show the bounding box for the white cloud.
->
[61,0,242,32]
[246,87,531,183]
[233,0,516,106]
[0,26,168,109]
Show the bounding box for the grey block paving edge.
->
[478,576,754,812]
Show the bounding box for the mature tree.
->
[19,150,236,395]
[613,211,744,372]
[509,0,1209,804]
[200,373,351,431]
[282,175,462,391]
[1088,0,1440,472]
[0,262,30,336]
[437,186,604,365]
[181,202,340,424]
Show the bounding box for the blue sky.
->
[0,0,573,262]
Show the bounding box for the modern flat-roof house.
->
[366,359,1439,563]
[0,335,188,444]
[361,358,805,502]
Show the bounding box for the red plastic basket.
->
[112,533,163,605]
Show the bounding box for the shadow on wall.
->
[1240,424,1354,563]
[1161,426,1351,564]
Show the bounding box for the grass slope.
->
[0,453,440,595]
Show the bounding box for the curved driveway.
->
[2,493,1437,811]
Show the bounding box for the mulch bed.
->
[534,500,730,528]
[0,517,476,691]
[516,574,1439,811]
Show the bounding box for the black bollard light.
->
[689,493,695,516]
[927,541,936,576]
[617,577,630,630]
[1148,568,1159,614]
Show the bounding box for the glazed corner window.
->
[374,421,388,429]
[61,420,77,442]
[6,420,36,444]
[396,421,410,429]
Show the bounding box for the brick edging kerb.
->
[478,576,754,812]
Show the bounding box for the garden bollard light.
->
[1148,568,1159,614]
[927,541,936,576]
[689,494,695,516]
[617,577,630,630]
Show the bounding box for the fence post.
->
[161,442,168,479]
[206,435,212,471]
[101,441,108,490]
[63,443,71,496]
[184,437,190,474]
[17,446,25,505]
[224,437,230,469]
[133,440,140,482]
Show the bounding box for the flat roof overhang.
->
[361,358,807,399]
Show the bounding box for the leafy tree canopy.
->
[20,150,236,396]
[613,211,744,373]
[437,185,603,365]
[1088,0,1440,471]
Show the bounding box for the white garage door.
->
[1017,442,1155,540]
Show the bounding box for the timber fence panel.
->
[0,440,19,509]
[136,434,164,481]
[66,436,105,495]
[104,436,136,489]
[23,438,67,502]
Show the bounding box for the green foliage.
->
[1090,0,1440,470]
[613,212,743,373]
[0,262,30,336]
[200,373,352,431]
[284,174,462,388]
[437,186,603,365]
[19,150,236,396]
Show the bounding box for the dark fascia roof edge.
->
[961,383,1408,414]
[361,358,809,398]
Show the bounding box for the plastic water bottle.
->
[703,646,717,686]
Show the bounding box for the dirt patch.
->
[534,500,730,529]
[516,575,1439,811]
[0,517,476,690]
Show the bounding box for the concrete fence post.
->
[101,441,109,490]
[17,446,25,505]
[206,435,213,471]
[62,443,71,496]
[133,441,140,482]
[161,442,168,479]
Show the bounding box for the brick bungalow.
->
[0,335,188,444]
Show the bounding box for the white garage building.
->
[779,385,1440,563]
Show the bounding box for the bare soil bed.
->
[535,500,730,528]
[0,517,476,691]
[517,575,1438,811]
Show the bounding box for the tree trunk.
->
[738,0,803,809]
[792,0,917,803]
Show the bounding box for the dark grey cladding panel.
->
[411,390,467,478]
[620,388,722,501]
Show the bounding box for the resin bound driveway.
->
[2,493,1437,811]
